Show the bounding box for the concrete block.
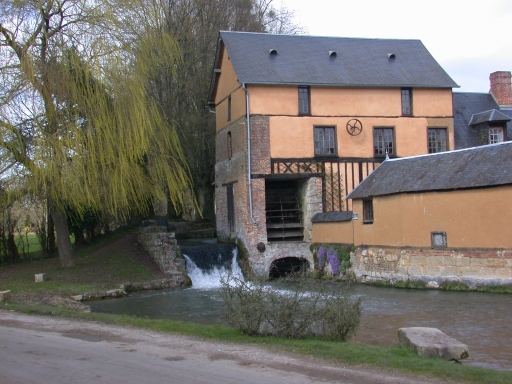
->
[398,327,469,361]
[0,290,12,302]
[35,273,46,283]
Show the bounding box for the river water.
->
[89,249,512,372]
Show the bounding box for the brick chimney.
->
[490,71,512,107]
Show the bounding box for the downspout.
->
[243,83,256,224]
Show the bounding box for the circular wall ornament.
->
[346,119,363,136]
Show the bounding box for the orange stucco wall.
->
[352,185,512,249]
[269,115,454,158]
[214,48,246,131]
[312,221,353,244]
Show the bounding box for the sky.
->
[279,0,512,93]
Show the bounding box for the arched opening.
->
[269,257,309,278]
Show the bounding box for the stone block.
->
[398,327,469,361]
[442,266,462,277]
[426,256,445,265]
[461,267,481,277]
[0,290,12,302]
[504,259,512,268]
[410,255,427,266]
[105,289,126,298]
[70,295,83,301]
[407,266,424,276]
[35,273,46,283]
[478,267,497,278]
[494,268,512,278]
[424,266,442,276]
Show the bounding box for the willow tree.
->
[0,1,192,267]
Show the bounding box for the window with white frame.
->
[489,127,504,144]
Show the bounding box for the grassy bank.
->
[0,229,511,384]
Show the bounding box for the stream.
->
[89,244,512,372]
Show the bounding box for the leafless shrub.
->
[220,274,361,341]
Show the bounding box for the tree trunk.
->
[47,203,56,254]
[49,203,74,267]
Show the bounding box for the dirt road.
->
[0,311,445,384]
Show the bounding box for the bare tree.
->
[116,0,304,219]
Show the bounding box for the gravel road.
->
[0,310,446,384]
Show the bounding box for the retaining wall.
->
[351,247,512,287]
[137,226,190,287]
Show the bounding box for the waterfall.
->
[181,244,243,289]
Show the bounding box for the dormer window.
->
[298,86,310,115]
[489,127,504,144]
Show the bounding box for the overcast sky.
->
[280,0,512,93]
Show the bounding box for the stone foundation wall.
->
[137,226,189,287]
[351,247,512,287]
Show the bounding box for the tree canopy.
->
[0,0,193,266]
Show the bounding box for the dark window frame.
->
[227,95,232,122]
[298,85,311,115]
[373,127,395,157]
[363,199,374,224]
[401,87,412,116]
[227,131,232,160]
[314,126,337,157]
[427,127,447,153]
[226,184,235,232]
[431,232,447,248]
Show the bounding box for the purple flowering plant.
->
[327,247,340,275]
[317,246,327,270]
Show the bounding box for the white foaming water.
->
[183,249,243,289]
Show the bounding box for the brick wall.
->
[490,71,512,107]
[351,246,512,287]
[215,114,319,276]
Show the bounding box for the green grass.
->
[0,227,163,297]
[1,228,511,384]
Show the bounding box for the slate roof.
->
[469,109,511,125]
[347,142,512,199]
[208,31,458,104]
[453,92,512,149]
[311,211,353,223]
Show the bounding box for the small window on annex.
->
[428,128,447,153]
[489,127,504,144]
[314,126,336,156]
[363,199,374,224]
[401,88,412,116]
[298,86,311,115]
[373,127,395,157]
[431,232,447,248]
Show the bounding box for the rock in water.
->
[398,327,469,361]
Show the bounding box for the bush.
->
[219,274,361,341]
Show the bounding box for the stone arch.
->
[268,257,310,278]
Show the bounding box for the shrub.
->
[219,274,362,341]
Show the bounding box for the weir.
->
[180,243,243,288]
